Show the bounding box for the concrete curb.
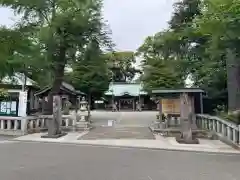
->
[12,138,240,155]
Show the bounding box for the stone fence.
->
[196,114,240,146]
[0,115,74,136]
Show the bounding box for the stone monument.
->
[42,95,67,138]
[176,93,199,144]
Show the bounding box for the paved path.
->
[0,141,239,180]
[88,111,157,139]
[90,111,157,127]
[79,127,155,140]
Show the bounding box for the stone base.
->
[75,121,92,130]
[176,136,199,144]
[41,132,67,139]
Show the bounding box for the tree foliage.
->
[137,0,235,112]
[137,30,186,91]
[193,0,240,111]
[0,0,111,113]
[106,51,141,82]
[67,39,110,98]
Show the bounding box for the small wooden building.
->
[151,88,204,116]
[0,73,40,116]
[34,82,85,113]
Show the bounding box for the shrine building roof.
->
[105,83,147,97]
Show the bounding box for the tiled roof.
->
[105,83,147,96]
[1,73,38,86]
[34,82,85,96]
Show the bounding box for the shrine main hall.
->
[103,82,204,113]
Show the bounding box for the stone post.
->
[217,121,220,133]
[233,129,237,144]
[227,126,231,140]
[21,117,28,135]
[239,125,240,145]
[222,124,226,136]
[18,91,28,117]
[212,119,216,132]
[0,120,3,130]
[7,120,11,130]
[42,95,66,138]
[178,92,198,143]
[158,98,162,122]
[201,117,205,129]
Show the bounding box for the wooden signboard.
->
[162,98,180,114]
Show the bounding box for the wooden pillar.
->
[200,92,203,114]
[139,95,141,111]
[191,96,195,114]
[133,99,135,111]
[119,99,121,111]
[111,95,114,111]
[158,98,162,122]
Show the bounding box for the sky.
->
[104,0,176,51]
[0,0,176,51]
[0,1,193,84]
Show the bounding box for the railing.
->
[0,115,74,136]
[196,114,240,146]
[155,113,181,128]
[0,116,24,136]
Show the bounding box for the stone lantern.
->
[80,97,87,110]
[76,97,91,130]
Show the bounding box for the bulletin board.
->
[0,101,18,116]
[162,98,180,114]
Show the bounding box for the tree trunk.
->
[47,45,67,136]
[226,48,240,112]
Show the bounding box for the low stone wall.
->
[0,115,74,136]
[196,114,240,146]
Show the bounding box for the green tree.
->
[1,0,110,103]
[106,51,141,82]
[137,0,228,113]
[137,31,185,91]
[194,0,240,112]
[1,0,111,135]
[141,57,184,92]
[67,39,110,106]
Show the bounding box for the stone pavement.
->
[1,141,240,180]
[79,126,155,140]
[90,111,157,127]
[14,132,240,154]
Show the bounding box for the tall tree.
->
[137,31,185,91]
[67,39,110,106]
[106,51,141,82]
[1,0,111,135]
[137,0,228,113]
[1,0,109,102]
[194,0,240,112]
